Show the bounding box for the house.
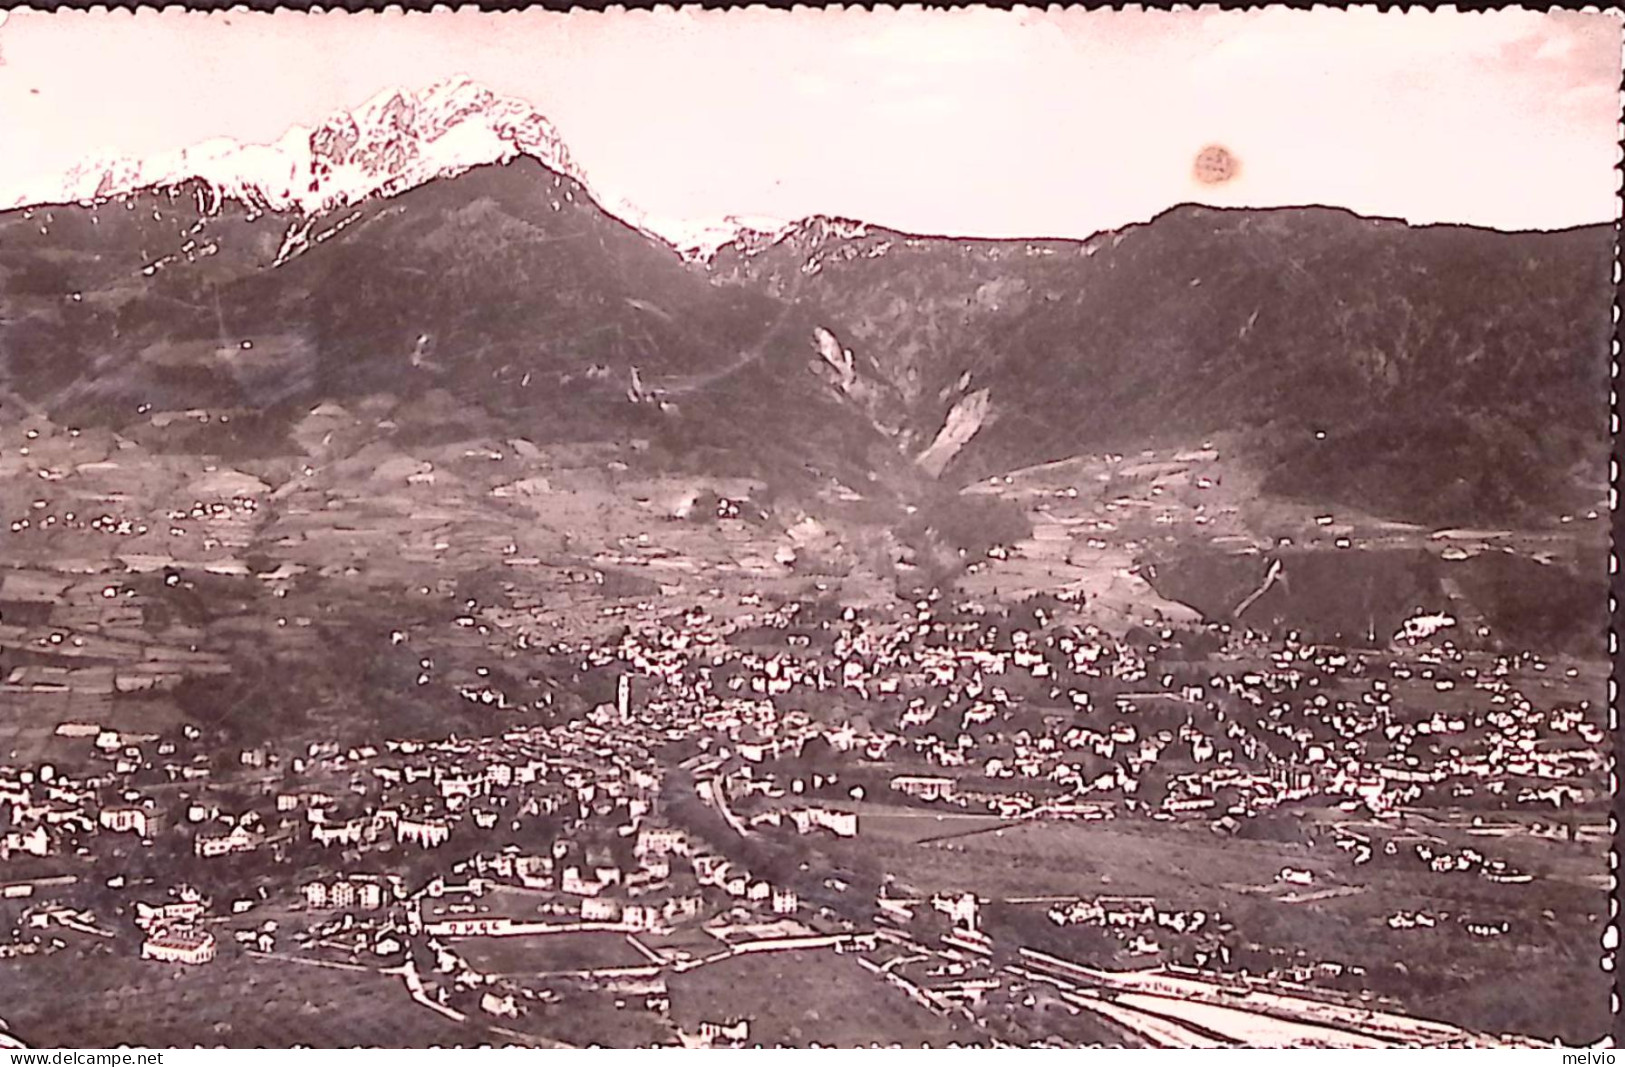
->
[623,903,660,931]
[692,854,727,884]
[481,992,519,1019]
[99,807,155,836]
[772,888,798,915]
[3,827,50,858]
[662,895,703,925]
[789,807,859,838]
[396,818,450,848]
[560,867,601,897]
[195,825,257,857]
[1101,897,1157,927]
[812,808,857,837]
[312,819,366,848]
[515,855,554,888]
[636,827,687,856]
[303,879,385,911]
[581,896,621,922]
[931,892,979,931]
[141,928,216,965]
[697,1019,749,1047]
[891,775,957,802]
[134,899,205,931]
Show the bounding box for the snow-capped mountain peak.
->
[6,77,865,264]
[6,75,588,217]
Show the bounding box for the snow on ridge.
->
[703,213,875,261]
[602,211,870,266]
[618,212,797,264]
[3,74,877,263]
[2,75,586,218]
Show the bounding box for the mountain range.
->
[0,77,1613,528]
[9,78,585,222]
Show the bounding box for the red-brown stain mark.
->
[1194,144,1239,185]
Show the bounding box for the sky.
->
[0,6,1620,239]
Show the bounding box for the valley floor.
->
[0,413,1609,1048]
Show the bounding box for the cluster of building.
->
[134,890,216,966]
[0,517,1604,1049]
[1047,896,1212,935]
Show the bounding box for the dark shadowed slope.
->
[3,168,1613,527]
[711,205,1614,525]
[0,160,890,492]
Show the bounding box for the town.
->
[0,481,1607,1046]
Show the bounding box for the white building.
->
[357,881,385,910]
[396,818,450,848]
[931,892,979,931]
[195,826,257,857]
[789,808,858,837]
[99,807,151,836]
[697,1019,749,1047]
[312,819,365,848]
[581,896,621,922]
[141,929,216,965]
[662,895,703,925]
[635,827,687,856]
[892,775,957,802]
[481,992,519,1019]
[623,903,660,931]
[560,867,601,897]
[2,827,48,858]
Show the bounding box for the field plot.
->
[826,809,1326,902]
[0,695,187,765]
[820,801,1013,846]
[703,917,814,944]
[823,804,1610,1043]
[667,945,968,1047]
[0,954,478,1048]
[637,925,726,964]
[506,983,673,1049]
[435,885,557,921]
[451,931,651,975]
